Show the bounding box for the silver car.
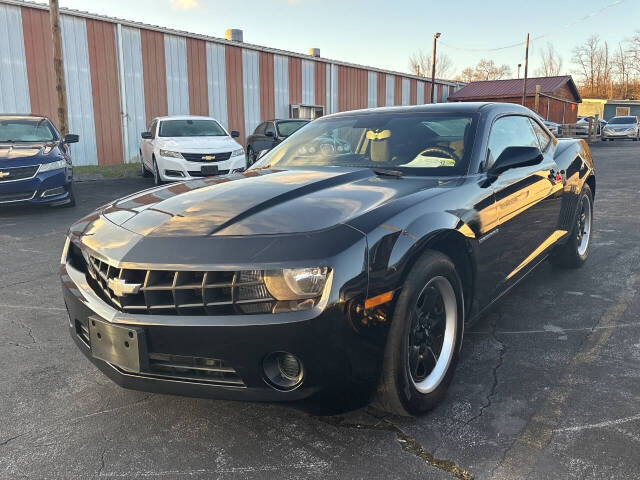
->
[601,116,640,141]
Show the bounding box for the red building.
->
[448,76,581,124]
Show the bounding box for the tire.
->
[374,250,464,416]
[550,184,593,269]
[62,183,76,208]
[152,157,162,186]
[140,152,151,177]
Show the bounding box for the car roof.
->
[0,114,51,121]
[323,102,531,118]
[154,115,221,122]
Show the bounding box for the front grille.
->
[145,353,245,386]
[0,190,35,203]
[188,169,230,177]
[181,152,232,162]
[0,165,39,182]
[85,255,275,315]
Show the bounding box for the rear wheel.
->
[550,184,593,269]
[375,250,464,416]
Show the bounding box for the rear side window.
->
[529,118,552,151]
[487,115,540,169]
[254,123,266,135]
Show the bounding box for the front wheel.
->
[140,152,151,177]
[550,183,593,269]
[375,250,464,416]
[152,158,162,186]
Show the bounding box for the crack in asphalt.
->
[466,316,506,426]
[318,412,473,480]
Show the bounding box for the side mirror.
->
[488,146,543,177]
[141,131,153,139]
[265,131,275,138]
[63,134,79,144]
[230,130,240,138]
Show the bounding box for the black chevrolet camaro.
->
[61,103,595,415]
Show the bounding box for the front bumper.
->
[60,235,379,402]
[157,154,246,182]
[602,130,638,139]
[0,167,72,205]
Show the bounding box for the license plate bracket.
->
[201,165,219,176]
[89,317,148,373]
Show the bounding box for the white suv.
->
[140,116,246,184]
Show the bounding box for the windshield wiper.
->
[371,167,403,178]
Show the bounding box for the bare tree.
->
[455,59,511,82]
[408,50,454,79]
[536,43,564,76]
[572,35,613,98]
[475,59,511,80]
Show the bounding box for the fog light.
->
[164,169,185,177]
[41,186,66,198]
[263,351,304,390]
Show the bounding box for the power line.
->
[439,0,625,53]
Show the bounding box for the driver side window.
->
[265,122,275,136]
[487,115,539,169]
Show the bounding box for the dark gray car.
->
[246,119,310,165]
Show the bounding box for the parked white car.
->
[535,113,559,136]
[140,116,245,185]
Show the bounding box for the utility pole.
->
[431,32,441,104]
[521,33,529,106]
[517,63,522,79]
[49,0,68,135]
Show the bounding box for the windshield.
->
[608,116,636,125]
[0,118,57,143]
[251,112,476,176]
[276,121,308,137]
[159,119,227,137]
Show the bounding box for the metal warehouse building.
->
[0,0,463,166]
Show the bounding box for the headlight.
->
[39,159,67,172]
[264,267,329,300]
[231,148,245,157]
[159,149,183,159]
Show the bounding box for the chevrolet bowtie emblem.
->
[0,171,9,179]
[107,277,142,296]
[202,155,215,161]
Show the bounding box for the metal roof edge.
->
[1,0,463,87]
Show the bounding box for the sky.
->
[37,0,640,80]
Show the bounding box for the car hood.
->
[99,167,448,237]
[0,142,60,167]
[157,136,241,152]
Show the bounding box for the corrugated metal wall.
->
[416,80,424,105]
[367,71,377,108]
[205,42,227,128]
[242,49,260,138]
[385,74,394,106]
[119,26,146,162]
[274,54,289,119]
[60,15,98,165]
[401,78,410,106]
[3,2,460,165]
[164,34,189,116]
[301,59,314,105]
[0,3,30,113]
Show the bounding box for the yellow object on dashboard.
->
[366,129,392,140]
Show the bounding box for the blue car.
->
[0,114,78,207]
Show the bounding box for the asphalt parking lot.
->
[1,141,639,480]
